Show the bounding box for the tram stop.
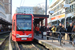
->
[33,14,49,27]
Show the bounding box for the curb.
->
[9,32,13,50]
[34,37,65,50]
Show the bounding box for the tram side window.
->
[13,22,15,31]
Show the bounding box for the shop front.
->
[66,12,75,26]
[51,14,65,27]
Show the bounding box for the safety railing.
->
[42,31,75,46]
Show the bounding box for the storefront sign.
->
[51,14,65,20]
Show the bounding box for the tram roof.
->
[0,18,12,25]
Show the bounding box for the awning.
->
[0,18,12,25]
[33,14,49,24]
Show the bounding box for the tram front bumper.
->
[16,34,32,38]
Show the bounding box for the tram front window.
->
[16,15,32,31]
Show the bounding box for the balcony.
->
[0,6,5,13]
[0,1,6,18]
[0,12,6,18]
[0,1,5,10]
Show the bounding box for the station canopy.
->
[0,18,12,25]
[33,14,49,24]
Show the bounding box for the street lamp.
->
[49,11,54,26]
[49,11,54,15]
[64,4,70,28]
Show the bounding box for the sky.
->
[12,0,56,16]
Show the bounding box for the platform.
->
[0,32,10,46]
[34,34,75,50]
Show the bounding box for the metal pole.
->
[60,32,62,46]
[65,9,66,28]
[10,0,12,22]
[45,0,47,15]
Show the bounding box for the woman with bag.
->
[51,25,56,37]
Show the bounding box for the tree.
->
[33,6,45,15]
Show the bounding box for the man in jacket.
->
[40,24,45,39]
[67,23,73,44]
[57,23,62,41]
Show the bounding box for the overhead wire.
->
[22,0,25,6]
[20,0,25,6]
[20,0,23,6]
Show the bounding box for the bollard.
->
[52,33,53,42]
[60,32,62,46]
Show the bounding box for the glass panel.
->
[16,15,32,31]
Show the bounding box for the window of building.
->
[71,5,73,12]
[66,0,69,4]
[69,0,71,4]
[73,4,75,11]
[73,4,75,8]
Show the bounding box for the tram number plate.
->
[21,38,27,40]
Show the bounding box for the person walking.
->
[72,25,75,46]
[57,23,62,41]
[40,24,44,39]
[46,25,50,40]
[51,25,56,37]
[67,23,73,44]
[72,25,75,32]
[60,25,66,44]
[36,25,40,36]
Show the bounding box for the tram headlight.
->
[16,34,20,38]
[28,34,32,37]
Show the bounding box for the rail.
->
[42,31,75,46]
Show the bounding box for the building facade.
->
[0,0,12,23]
[16,6,45,15]
[16,7,34,14]
[48,0,65,26]
[65,0,75,25]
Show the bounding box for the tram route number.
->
[21,38,27,40]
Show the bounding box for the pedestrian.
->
[35,25,37,35]
[40,24,44,39]
[46,26,50,36]
[46,26,50,40]
[49,25,52,36]
[49,24,52,31]
[56,23,62,41]
[67,23,73,44]
[72,25,75,32]
[60,24,66,44]
[72,25,75,46]
[51,25,56,37]
[36,25,40,36]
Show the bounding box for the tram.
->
[12,13,34,42]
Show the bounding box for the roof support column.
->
[45,18,47,27]
[41,20,43,26]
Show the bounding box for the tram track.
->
[18,42,39,50]
[11,41,48,50]
[0,32,10,50]
[9,33,47,50]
